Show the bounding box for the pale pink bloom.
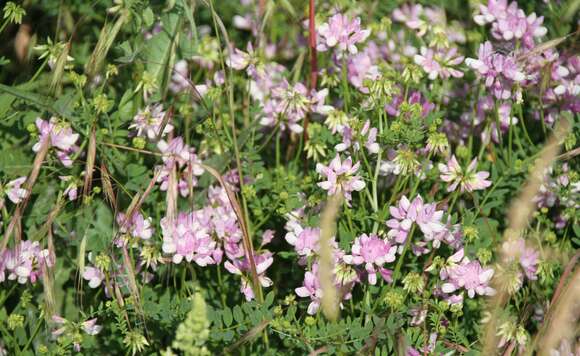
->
[386,195,445,246]
[501,238,539,282]
[130,104,173,140]
[224,252,273,301]
[83,266,104,288]
[438,155,492,193]
[316,154,365,204]
[393,4,426,35]
[1,241,52,284]
[33,117,79,167]
[317,13,370,55]
[335,121,379,155]
[343,234,396,285]
[169,59,190,93]
[59,176,79,201]
[285,227,320,258]
[440,249,495,298]
[82,318,103,335]
[117,212,154,241]
[414,47,464,80]
[295,264,323,315]
[161,212,219,266]
[4,177,28,204]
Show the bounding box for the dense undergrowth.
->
[0,0,579,355]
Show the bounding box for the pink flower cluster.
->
[0,241,53,284]
[438,155,492,193]
[160,184,274,300]
[473,0,547,49]
[33,117,79,167]
[386,195,446,249]
[465,41,525,100]
[130,104,173,140]
[316,154,366,204]
[156,137,205,197]
[343,234,396,285]
[116,212,154,243]
[501,238,539,283]
[335,120,379,155]
[317,13,371,55]
[440,249,495,299]
[0,176,28,208]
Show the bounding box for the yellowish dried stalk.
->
[537,269,580,355]
[85,11,129,78]
[481,117,571,354]
[319,194,342,322]
[82,126,97,199]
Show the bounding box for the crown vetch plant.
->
[0,0,578,354]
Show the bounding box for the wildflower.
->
[130,104,173,140]
[81,318,103,335]
[316,154,366,204]
[224,252,273,301]
[33,117,79,167]
[440,249,495,298]
[335,120,379,155]
[117,212,154,241]
[0,240,52,284]
[324,110,350,134]
[285,227,320,259]
[386,195,445,245]
[161,212,219,266]
[295,264,322,315]
[465,41,525,99]
[438,155,492,193]
[501,238,539,281]
[426,132,449,155]
[414,47,464,80]
[2,176,28,205]
[317,13,371,55]
[59,175,80,201]
[83,266,104,288]
[402,272,425,294]
[124,330,150,356]
[344,234,396,285]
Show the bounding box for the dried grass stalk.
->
[481,117,571,354]
[83,126,97,199]
[318,194,342,322]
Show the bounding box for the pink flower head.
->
[386,195,445,246]
[438,155,492,193]
[117,212,154,241]
[441,250,495,298]
[285,227,320,258]
[316,154,366,204]
[414,47,464,80]
[83,266,104,288]
[82,318,103,335]
[343,234,396,285]
[3,177,28,204]
[33,117,79,167]
[295,264,323,315]
[1,240,52,284]
[161,212,218,266]
[224,252,273,301]
[317,13,370,55]
[130,104,173,140]
[501,238,539,281]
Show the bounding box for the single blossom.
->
[440,249,496,298]
[4,177,28,204]
[438,155,492,192]
[386,195,446,246]
[224,252,273,301]
[343,234,396,285]
[316,154,366,204]
[130,104,173,140]
[501,238,539,281]
[317,13,370,55]
[33,117,79,167]
[83,266,104,288]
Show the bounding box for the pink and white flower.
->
[438,155,492,193]
[317,13,371,55]
[343,234,396,285]
[316,154,365,204]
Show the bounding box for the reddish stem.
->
[303,0,317,145]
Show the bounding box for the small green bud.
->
[384,289,405,310]
[27,123,37,133]
[8,313,25,330]
[402,272,424,294]
[477,248,492,265]
[273,306,283,316]
[132,137,146,150]
[279,191,289,200]
[305,316,316,326]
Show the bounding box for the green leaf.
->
[233,305,244,324]
[222,307,233,327]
